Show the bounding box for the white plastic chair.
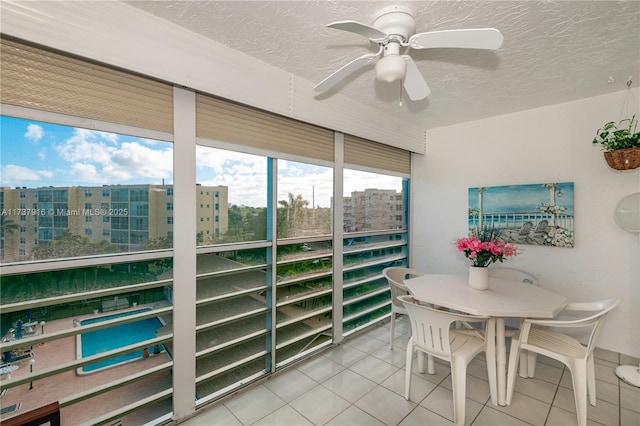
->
[505,298,621,426]
[382,267,424,350]
[399,295,497,426]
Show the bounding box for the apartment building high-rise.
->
[0,184,228,262]
[343,188,404,232]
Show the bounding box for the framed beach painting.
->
[468,182,574,247]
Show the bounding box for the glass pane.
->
[195,146,267,244]
[0,258,173,424]
[277,160,332,238]
[275,240,333,365]
[343,169,405,232]
[342,167,408,334]
[0,116,174,262]
[195,249,270,400]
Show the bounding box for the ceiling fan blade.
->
[327,20,387,39]
[314,53,380,93]
[401,55,430,101]
[409,28,504,50]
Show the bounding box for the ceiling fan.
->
[314,6,504,101]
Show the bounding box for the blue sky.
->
[1,116,402,208]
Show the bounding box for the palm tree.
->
[278,193,309,236]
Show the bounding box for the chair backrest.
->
[561,299,621,357]
[518,222,534,235]
[489,267,537,286]
[398,295,489,359]
[533,220,549,234]
[383,267,423,308]
[526,298,621,359]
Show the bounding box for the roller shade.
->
[196,93,334,162]
[344,134,411,174]
[0,36,173,133]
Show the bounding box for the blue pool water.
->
[80,309,163,372]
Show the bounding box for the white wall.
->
[411,89,640,356]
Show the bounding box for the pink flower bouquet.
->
[455,228,518,267]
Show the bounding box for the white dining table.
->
[404,273,567,406]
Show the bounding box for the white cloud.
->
[24,124,44,142]
[70,163,102,183]
[1,164,53,186]
[107,142,173,179]
[56,129,115,164]
[54,129,173,184]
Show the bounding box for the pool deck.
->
[0,305,173,424]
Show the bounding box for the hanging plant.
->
[592,115,640,152]
[592,115,640,171]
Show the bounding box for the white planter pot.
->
[468,266,489,291]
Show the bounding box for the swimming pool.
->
[79,308,164,373]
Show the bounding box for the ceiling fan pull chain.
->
[399,80,404,107]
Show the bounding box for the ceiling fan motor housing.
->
[372,6,415,40]
[375,41,406,82]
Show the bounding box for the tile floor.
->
[180,316,640,426]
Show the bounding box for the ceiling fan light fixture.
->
[375,55,406,82]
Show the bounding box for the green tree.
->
[278,193,309,237]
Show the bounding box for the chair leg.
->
[570,361,589,426]
[527,351,538,378]
[587,355,596,406]
[505,339,521,405]
[390,313,396,349]
[404,341,413,400]
[519,349,528,377]
[417,351,435,375]
[450,358,467,426]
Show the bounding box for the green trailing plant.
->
[592,115,640,151]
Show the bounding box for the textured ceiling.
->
[125,1,640,129]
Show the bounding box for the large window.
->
[0,116,175,424]
[1,69,411,424]
[0,116,175,261]
[342,169,408,333]
[195,146,266,244]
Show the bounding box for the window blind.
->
[0,36,173,133]
[196,93,334,162]
[344,134,411,175]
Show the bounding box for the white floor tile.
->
[224,385,286,425]
[263,369,319,402]
[354,385,417,425]
[182,320,629,426]
[440,373,492,405]
[398,405,454,425]
[289,384,350,425]
[381,368,437,402]
[510,375,558,404]
[471,406,531,426]
[297,355,345,383]
[252,405,314,426]
[324,405,386,426]
[344,333,387,354]
[494,391,551,425]
[321,369,377,403]
[348,354,399,384]
[180,403,242,426]
[322,344,367,368]
[418,385,482,424]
